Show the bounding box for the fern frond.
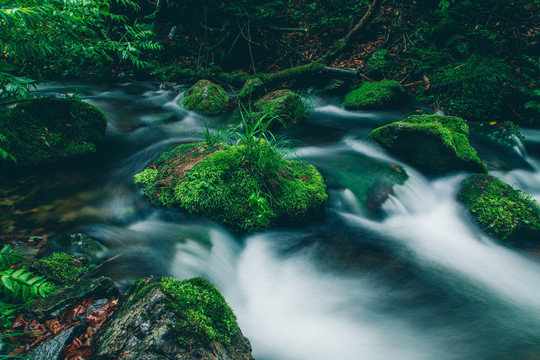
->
[0,245,22,271]
[0,268,55,303]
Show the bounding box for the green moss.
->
[274,160,328,224]
[254,89,307,126]
[126,279,156,306]
[133,168,158,187]
[182,80,229,114]
[134,142,327,233]
[159,276,239,347]
[458,174,540,241]
[33,252,93,282]
[343,81,407,110]
[0,98,107,166]
[368,114,487,175]
[366,50,395,76]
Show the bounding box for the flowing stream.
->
[2,82,540,360]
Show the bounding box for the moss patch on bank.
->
[134,142,327,233]
[0,98,107,167]
[458,174,540,241]
[344,81,407,110]
[368,114,487,176]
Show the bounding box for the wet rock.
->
[30,276,118,321]
[457,174,540,242]
[0,98,107,167]
[92,276,254,360]
[468,121,532,171]
[26,325,80,360]
[368,114,488,176]
[343,80,407,110]
[182,80,229,114]
[303,151,408,215]
[254,89,307,127]
[51,233,106,257]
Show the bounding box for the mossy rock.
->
[238,78,265,100]
[182,79,229,114]
[343,81,407,110]
[254,89,307,127]
[134,142,327,233]
[32,252,93,283]
[0,98,107,167]
[457,174,540,242]
[94,276,254,359]
[368,114,488,176]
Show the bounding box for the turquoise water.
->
[2,82,540,360]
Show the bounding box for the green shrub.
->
[413,55,511,122]
[0,98,107,166]
[366,50,396,77]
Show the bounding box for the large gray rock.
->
[92,276,254,360]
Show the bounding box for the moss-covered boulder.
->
[238,78,265,100]
[343,80,407,110]
[254,89,307,126]
[93,276,254,360]
[0,98,107,167]
[458,174,540,242]
[368,114,488,176]
[134,142,327,233]
[182,79,229,114]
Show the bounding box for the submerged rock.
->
[134,142,327,233]
[254,89,307,126]
[182,80,229,114]
[343,80,407,110]
[368,114,488,176]
[0,98,107,167]
[457,174,540,242]
[467,121,532,171]
[304,151,408,215]
[92,276,254,360]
